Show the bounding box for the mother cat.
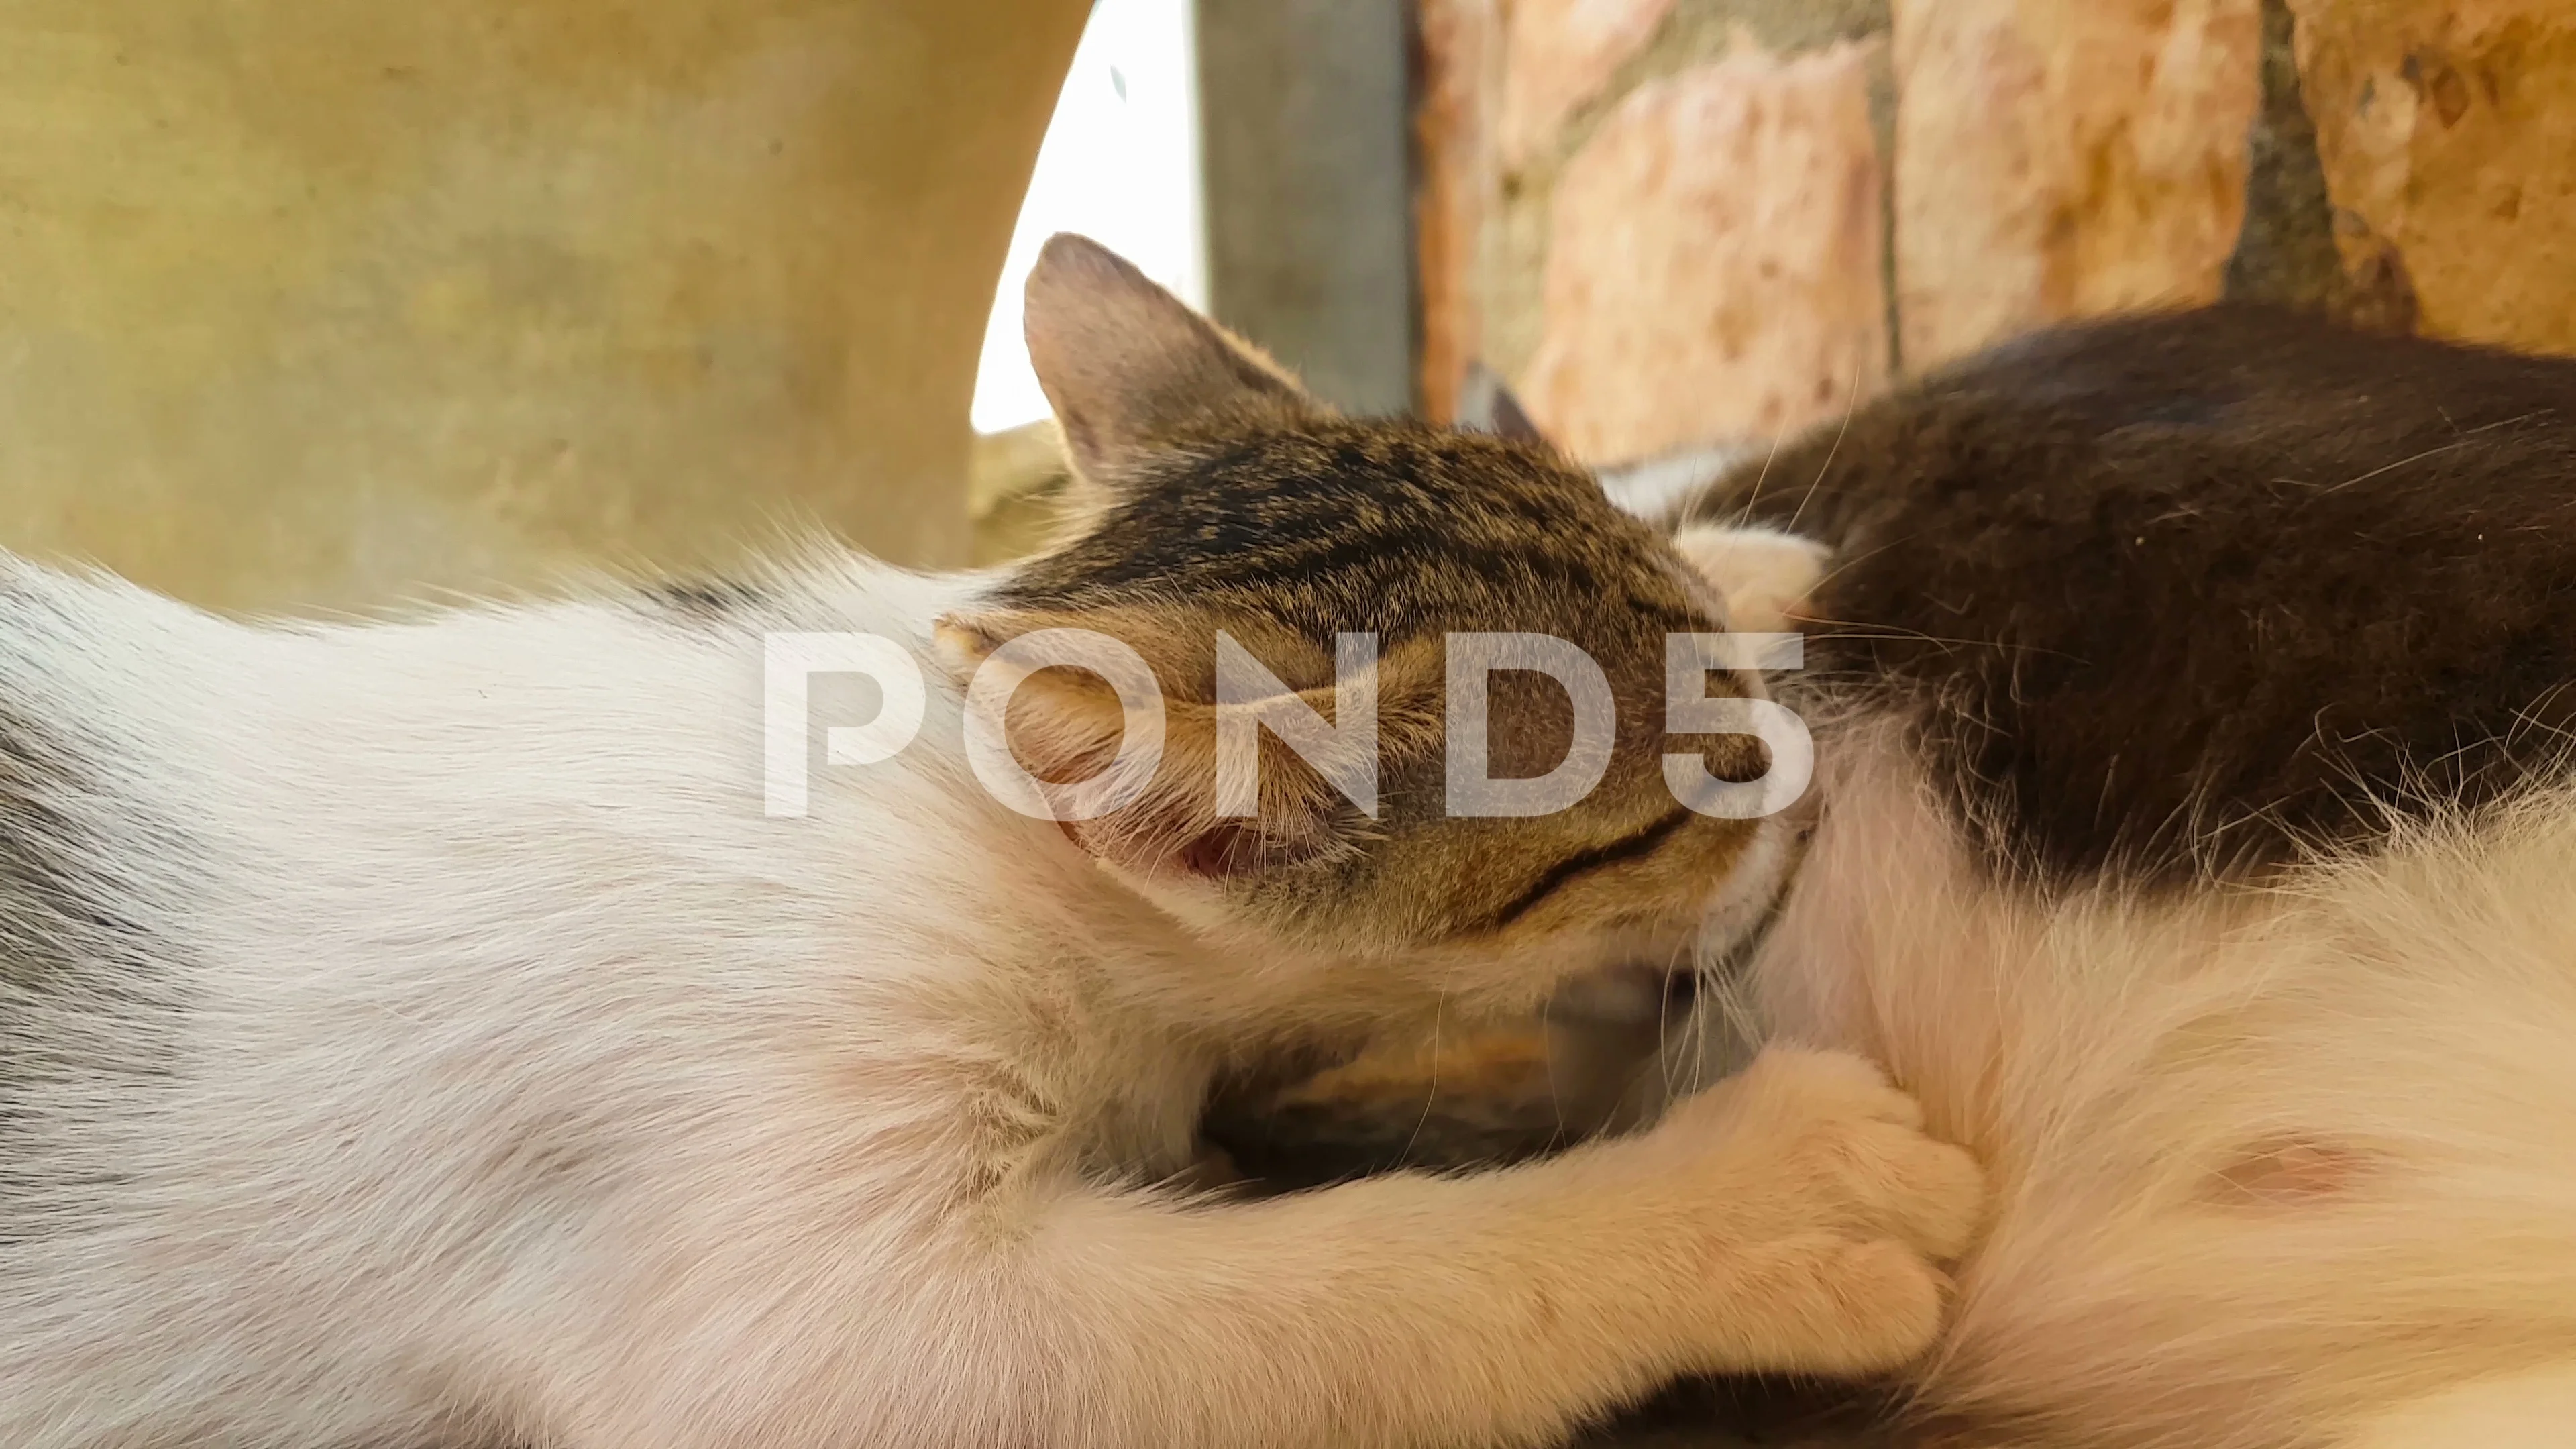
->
[1662,308,2576,1448]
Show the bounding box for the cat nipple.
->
[2202,1135,2374,1207]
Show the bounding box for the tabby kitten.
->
[1665,307,2576,1448]
[0,235,1979,1449]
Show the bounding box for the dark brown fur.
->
[1688,304,2576,887]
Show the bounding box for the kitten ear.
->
[930,606,1399,881]
[1670,524,1828,634]
[1487,384,1544,445]
[1023,233,1323,488]
[1455,361,1548,445]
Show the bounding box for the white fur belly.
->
[1739,724,2576,1447]
[2346,1365,2576,1449]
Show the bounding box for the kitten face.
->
[934,237,1787,1010]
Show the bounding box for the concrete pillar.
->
[1197,0,1417,416]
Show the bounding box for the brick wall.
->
[1418,0,2574,466]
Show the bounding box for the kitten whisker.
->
[1397,969,1453,1170]
[1731,431,1788,529]
[1784,354,1867,535]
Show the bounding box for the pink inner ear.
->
[1174,820,1338,879]
[1178,822,1256,879]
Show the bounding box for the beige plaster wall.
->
[0,0,1087,612]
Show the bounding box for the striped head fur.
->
[931,235,1801,1014]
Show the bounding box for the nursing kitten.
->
[1666,306,2576,1448]
[0,235,1980,1449]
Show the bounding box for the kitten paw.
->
[1652,1046,1987,1372]
[1721,1234,1953,1375]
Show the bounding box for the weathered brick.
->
[1521,36,1888,466]
[1894,0,2261,369]
[1416,0,1504,423]
[1497,0,1678,168]
[2291,0,2576,354]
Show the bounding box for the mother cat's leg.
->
[533,1049,1978,1449]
